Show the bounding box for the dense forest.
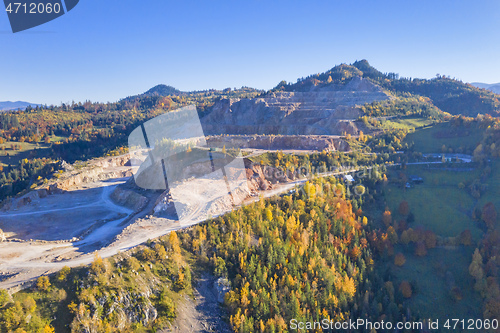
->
[182,176,418,333]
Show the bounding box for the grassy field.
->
[383,164,485,324]
[0,141,52,167]
[386,164,482,239]
[391,246,482,326]
[378,117,435,130]
[0,136,67,167]
[405,122,483,154]
[477,159,500,210]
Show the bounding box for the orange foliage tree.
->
[382,210,392,227]
[394,253,406,266]
[399,201,410,216]
[399,281,412,298]
[482,202,497,229]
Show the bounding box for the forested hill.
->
[122,84,262,103]
[272,59,500,117]
[352,60,500,117]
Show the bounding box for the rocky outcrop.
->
[245,160,273,191]
[110,187,148,212]
[202,76,391,135]
[214,277,231,304]
[152,191,176,216]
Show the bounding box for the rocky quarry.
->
[201,76,391,136]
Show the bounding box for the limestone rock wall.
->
[202,76,391,135]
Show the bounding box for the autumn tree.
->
[43,325,55,333]
[382,210,392,227]
[169,231,181,254]
[394,253,406,266]
[482,202,497,229]
[90,252,106,276]
[469,249,487,294]
[57,266,71,281]
[399,281,412,298]
[387,226,398,244]
[399,200,409,216]
[400,229,411,245]
[36,276,50,291]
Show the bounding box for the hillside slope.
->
[351,60,500,117]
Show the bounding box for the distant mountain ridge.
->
[471,82,500,95]
[128,60,500,118]
[0,101,40,111]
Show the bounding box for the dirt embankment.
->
[110,187,148,212]
[206,134,350,152]
[2,154,135,212]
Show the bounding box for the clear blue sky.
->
[1,0,499,105]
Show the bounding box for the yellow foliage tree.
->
[36,276,50,291]
[43,325,55,333]
[169,231,181,254]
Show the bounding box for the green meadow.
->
[405,122,483,154]
[0,141,51,167]
[385,164,482,239]
[383,164,485,324]
[378,117,435,131]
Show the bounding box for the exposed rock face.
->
[214,277,231,303]
[206,135,350,152]
[56,168,133,191]
[151,159,274,217]
[245,160,273,191]
[202,76,391,135]
[110,187,148,212]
